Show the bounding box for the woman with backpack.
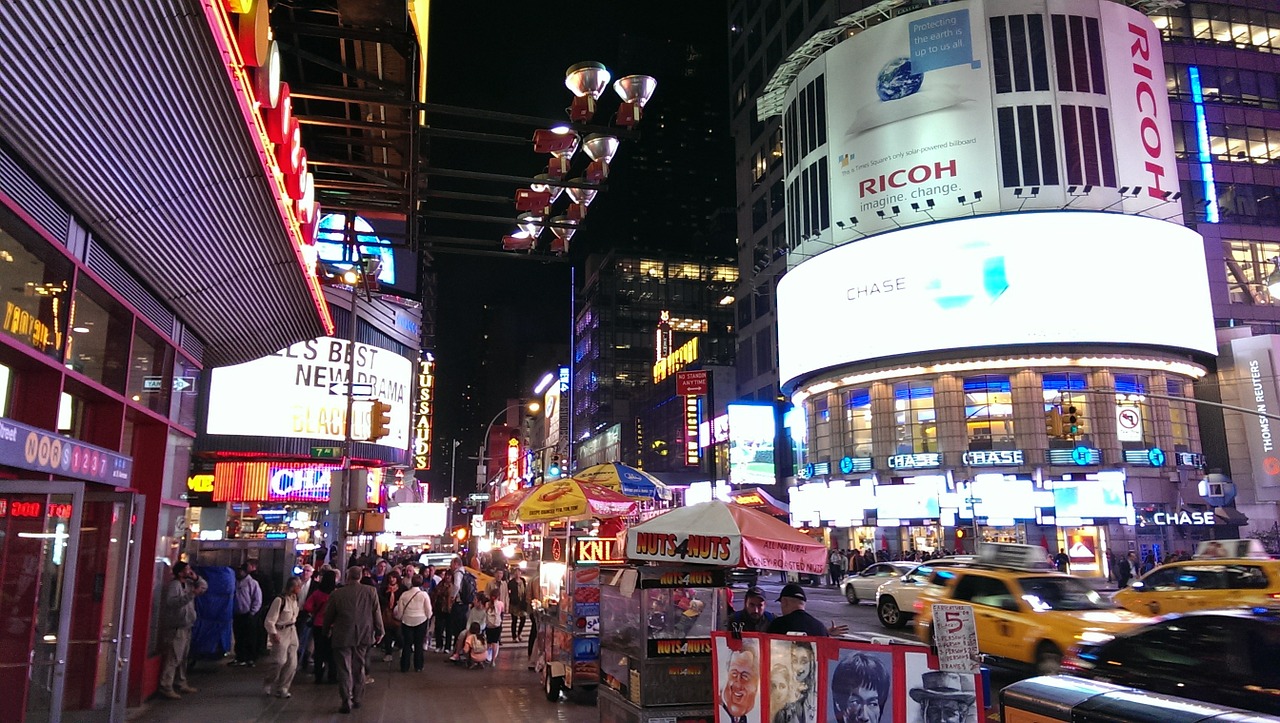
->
[431,573,455,651]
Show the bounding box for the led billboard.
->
[781,0,1179,254]
[776,211,1214,388]
[727,403,777,486]
[206,336,413,448]
[1052,473,1130,518]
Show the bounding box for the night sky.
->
[422,3,732,491]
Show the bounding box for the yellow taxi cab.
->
[914,543,1150,674]
[1113,539,1280,616]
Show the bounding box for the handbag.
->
[392,590,421,622]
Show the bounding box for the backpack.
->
[458,570,478,606]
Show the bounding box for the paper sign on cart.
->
[931,603,980,673]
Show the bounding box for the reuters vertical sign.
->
[1231,336,1280,491]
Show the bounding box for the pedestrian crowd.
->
[157,551,539,714]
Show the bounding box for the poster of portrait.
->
[826,645,894,723]
[768,637,820,723]
[903,652,979,723]
[716,635,764,723]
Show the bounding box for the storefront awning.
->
[0,1,330,367]
[728,486,790,517]
[1214,506,1249,526]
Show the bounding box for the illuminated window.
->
[893,381,936,454]
[0,218,72,359]
[811,393,831,458]
[66,276,131,392]
[1151,3,1280,54]
[1166,379,1195,450]
[842,388,873,458]
[963,375,1015,451]
[1043,372,1088,444]
[1223,239,1280,305]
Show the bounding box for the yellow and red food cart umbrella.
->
[483,478,638,523]
[571,462,672,500]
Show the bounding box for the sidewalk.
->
[127,627,597,723]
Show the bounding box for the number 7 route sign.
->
[931,603,980,673]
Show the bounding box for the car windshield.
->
[1018,576,1113,611]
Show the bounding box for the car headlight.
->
[1077,631,1115,644]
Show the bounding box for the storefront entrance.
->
[0,482,142,723]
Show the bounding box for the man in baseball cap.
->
[766,583,830,636]
[910,671,976,723]
[725,586,775,633]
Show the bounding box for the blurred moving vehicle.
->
[1062,608,1280,716]
[874,556,975,628]
[841,562,915,605]
[1113,539,1280,616]
[914,544,1149,674]
[727,567,760,586]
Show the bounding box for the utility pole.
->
[448,438,461,547]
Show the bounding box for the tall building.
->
[730,0,1280,564]
[572,251,737,475]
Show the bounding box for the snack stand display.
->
[536,532,627,702]
[597,565,728,723]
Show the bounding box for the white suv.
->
[875,557,976,628]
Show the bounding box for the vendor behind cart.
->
[725,586,774,633]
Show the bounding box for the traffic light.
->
[369,400,392,441]
[547,454,562,480]
[1046,408,1064,437]
[1066,405,1080,436]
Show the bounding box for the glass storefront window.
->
[126,323,173,415]
[893,381,936,454]
[0,218,73,360]
[1223,239,1280,305]
[1115,373,1155,448]
[65,276,130,392]
[1043,372,1088,444]
[963,375,1015,450]
[842,387,873,457]
[1167,378,1194,450]
[811,393,831,456]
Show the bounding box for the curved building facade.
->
[766,0,1221,571]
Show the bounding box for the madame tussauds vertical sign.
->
[1232,336,1280,489]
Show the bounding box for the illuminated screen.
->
[206,336,413,448]
[968,477,1036,519]
[777,212,1215,387]
[728,403,776,486]
[1053,477,1129,518]
[875,481,941,519]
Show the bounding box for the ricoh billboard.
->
[206,336,413,448]
[782,0,1179,254]
[775,212,1215,389]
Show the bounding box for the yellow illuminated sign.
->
[653,337,699,384]
[188,474,214,493]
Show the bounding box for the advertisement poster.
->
[716,635,763,723]
[1065,532,1099,573]
[929,604,980,674]
[823,1,998,240]
[712,634,984,723]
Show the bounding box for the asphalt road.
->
[741,578,1023,717]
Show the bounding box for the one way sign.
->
[329,382,375,399]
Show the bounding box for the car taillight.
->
[914,600,924,612]
[1061,645,1098,673]
[1269,592,1280,600]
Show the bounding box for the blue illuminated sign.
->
[1188,67,1220,223]
[316,214,397,284]
[1048,447,1101,466]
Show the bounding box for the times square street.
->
[128,579,1033,723]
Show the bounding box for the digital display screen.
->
[1053,474,1130,518]
[875,480,941,519]
[728,403,777,486]
[968,477,1037,520]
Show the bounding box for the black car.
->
[727,567,759,586]
[1062,608,1280,715]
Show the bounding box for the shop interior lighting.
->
[793,355,1208,404]
[719,294,735,305]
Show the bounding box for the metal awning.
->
[0,0,330,367]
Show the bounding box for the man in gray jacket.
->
[324,566,384,714]
[157,561,207,700]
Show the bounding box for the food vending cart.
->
[536,532,627,701]
[597,564,728,723]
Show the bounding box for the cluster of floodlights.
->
[503,62,656,255]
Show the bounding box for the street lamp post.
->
[476,401,540,498]
[447,438,461,546]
